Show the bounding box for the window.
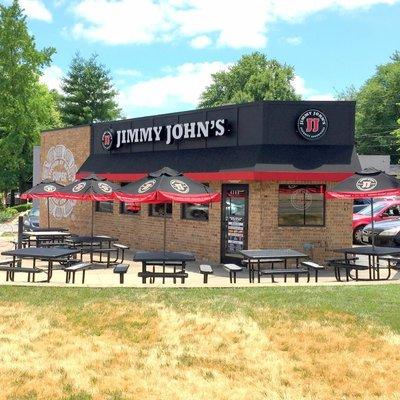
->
[95,201,113,213]
[120,202,141,215]
[278,184,325,226]
[149,203,172,217]
[181,183,210,221]
[181,203,209,221]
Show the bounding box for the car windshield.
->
[30,208,39,217]
[357,202,388,216]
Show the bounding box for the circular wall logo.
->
[356,177,378,191]
[138,179,156,193]
[98,182,112,193]
[290,188,313,210]
[42,145,77,219]
[72,182,86,193]
[43,184,56,193]
[297,109,328,141]
[170,179,189,194]
[101,130,115,151]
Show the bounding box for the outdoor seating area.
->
[2,235,400,286]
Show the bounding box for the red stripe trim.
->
[77,170,353,182]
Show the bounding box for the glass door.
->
[221,184,249,263]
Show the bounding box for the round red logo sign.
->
[297,109,328,141]
[101,130,115,151]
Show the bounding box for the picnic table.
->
[23,230,71,247]
[133,251,195,284]
[333,246,400,281]
[66,235,119,267]
[1,247,80,282]
[239,249,308,283]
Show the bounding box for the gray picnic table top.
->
[2,247,80,259]
[239,249,308,260]
[23,231,71,237]
[133,251,195,262]
[334,246,400,256]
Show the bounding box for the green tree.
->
[198,52,300,108]
[335,85,358,101]
[60,54,121,125]
[355,52,400,157]
[0,0,59,194]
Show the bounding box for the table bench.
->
[113,264,129,284]
[327,261,370,282]
[301,261,325,282]
[260,268,310,283]
[64,262,93,284]
[223,264,243,283]
[138,271,188,283]
[199,264,213,283]
[0,262,43,282]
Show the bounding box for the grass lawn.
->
[1,285,400,400]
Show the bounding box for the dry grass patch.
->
[0,297,400,400]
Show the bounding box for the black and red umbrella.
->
[326,168,400,248]
[114,167,221,252]
[55,174,121,236]
[20,180,65,228]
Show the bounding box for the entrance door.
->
[221,184,249,263]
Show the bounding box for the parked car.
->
[362,218,400,246]
[353,198,371,214]
[352,200,400,244]
[23,207,39,230]
[185,204,209,220]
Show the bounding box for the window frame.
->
[278,184,326,227]
[95,201,113,213]
[148,203,173,218]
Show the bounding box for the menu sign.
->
[225,189,246,254]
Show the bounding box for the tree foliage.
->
[198,52,300,108]
[60,54,121,125]
[355,52,400,157]
[0,0,59,192]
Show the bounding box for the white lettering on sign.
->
[112,119,228,150]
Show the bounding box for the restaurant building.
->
[40,101,360,263]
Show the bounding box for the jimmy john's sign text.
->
[101,119,228,151]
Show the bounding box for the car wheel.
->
[353,226,366,244]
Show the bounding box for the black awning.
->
[78,145,360,180]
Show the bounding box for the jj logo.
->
[305,118,320,133]
[170,179,189,194]
[356,177,378,191]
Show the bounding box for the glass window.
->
[182,203,209,221]
[278,184,325,226]
[120,202,141,215]
[95,201,113,213]
[149,203,172,218]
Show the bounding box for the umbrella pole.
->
[371,197,375,250]
[91,201,94,237]
[163,203,167,254]
[47,197,50,228]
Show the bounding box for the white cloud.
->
[285,36,302,45]
[20,0,52,22]
[40,65,63,93]
[118,61,229,111]
[190,35,212,49]
[70,0,399,48]
[291,75,334,100]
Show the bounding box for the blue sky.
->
[4,0,400,118]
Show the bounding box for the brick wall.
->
[40,126,92,233]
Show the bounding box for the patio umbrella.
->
[114,167,221,253]
[54,174,121,236]
[326,168,400,248]
[20,180,65,228]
